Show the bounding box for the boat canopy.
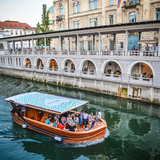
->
[5,92,89,114]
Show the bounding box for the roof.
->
[0,20,160,41]
[0,22,4,28]
[48,6,54,13]
[0,21,35,30]
[5,92,89,114]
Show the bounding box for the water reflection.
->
[0,75,160,160]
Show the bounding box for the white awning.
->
[5,92,89,114]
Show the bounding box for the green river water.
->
[0,75,160,160]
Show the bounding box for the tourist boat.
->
[5,92,107,144]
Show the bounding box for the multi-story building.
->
[0,21,36,49]
[48,0,160,51]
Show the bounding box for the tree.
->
[36,4,50,46]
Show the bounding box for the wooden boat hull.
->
[11,111,107,144]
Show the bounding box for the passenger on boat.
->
[61,115,67,126]
[67,114,73,127]
[74,114,79,126]
[79,110,84,125]
[70,123,77,132]
[57,119,69,131]
[53,119,58,127]
[85,124,90,131]
[91,121,97,129]
[63,111,69,118]
[83,111,88,127]
[97,109,101,120]
[45,115,52,125]
[88,113,93,129]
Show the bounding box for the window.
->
[24,31,26,35]
[109,0,114,6]
[20,31,22,35]
[80,42,84,51]
[129,12,136,23]
[11,30,13,35]
[10,25,12,27]
[74,21,77,29]
[73,3,77,13]
[73,42,76,51]
[62,43,65,51]
[89,0,93,10]
[19,58,21,66]
[16,31,18,35]
[90,19,93,27]
[88,41,92,50]
[60,5,63,15]
[156,8,160,20]
[60,23,63,30]
[94,0,98,9]
[32,32,34,34]
[109,15,113,25]
[77,2,80,13]
[16,58,18,66]
[15,25,17,28]
[94,18,98,26]
[77,21,80,28]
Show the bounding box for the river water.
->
[0,75,160,160]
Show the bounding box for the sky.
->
[0,0,53,27]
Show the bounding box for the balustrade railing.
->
[1,50,159,57]
[101,51,111,55]
[129,76,153,86]
[80,51,87,55]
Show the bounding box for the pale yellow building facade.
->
[48,0,160,51]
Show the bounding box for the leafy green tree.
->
[36,4,50,46]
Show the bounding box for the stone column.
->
[99,33,101,55]
[138,32,141,50]
[93,35,95,50]
[77,34,79,52]
[114,34,116,50]
[59,36,62,52]
[38,39,40,51]
[44,37,46,52]
[49,38,50,51]
[21,40,23,52]
[12,41,15,52]
[158,28,160,57]
[125,30,128,56]
[32,38,35,51]
[75,36,77,51]
[29,40,30,51]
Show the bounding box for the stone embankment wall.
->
[0,68,159,105]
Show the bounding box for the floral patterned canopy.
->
[5,92,89,113]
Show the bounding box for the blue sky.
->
[0,0,53,27]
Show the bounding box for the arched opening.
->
[64,59,75,73]
[128,32,138,50]
[49,59,58,71]
[25,58,32,68]
[0,43,4,50]
[36,58,44,70]
[131,62,153,79]
[104,61,122,77]
[82,60,96,75]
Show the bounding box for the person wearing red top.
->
[58,123,64,129]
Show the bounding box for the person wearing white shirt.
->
[97,109,101,119]
[83,111,88,127]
